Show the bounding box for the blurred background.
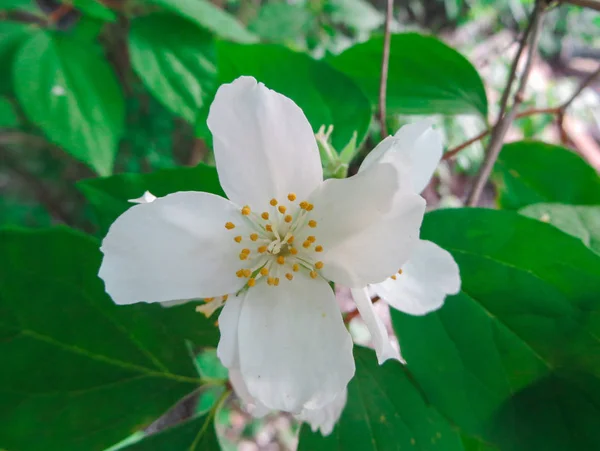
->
[1,0,599,449]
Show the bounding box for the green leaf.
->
[248,3,313,42]
[493,141,600,209]
[0,97,18,127]
[391,208,600,449]
[77,164,224,235]
[329,33,488,117]
[118,414,220,451]
[520,203,600,255]
[1,0,37,12]
[216,42,372,150]
[0,21,36,93]
[0,227,220,451]
[70,0,117,22]
[298,347,464,451]
[129,13,217,124]
[13,31,124,175]
[150,0,257,43]
[327,0,384,32]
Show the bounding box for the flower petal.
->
[128,190,157,204]
[372,240,461,315]
[350,288,401,364]
[296,389,347,436]
[360,120,443,193]
[310,161,425,287]
[207,76,323,212]
[217,294,243,369]
[99,192,249,305]
[229,368,270,418]
[237,272,355,412]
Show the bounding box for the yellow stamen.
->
[273,277,280,286]
[308,220,317,228]
[315,261,324,269]
[287,235,295,243]
[307,236,316,243]
[398,269,403,275]
[306,203,314,211]
[250,233,259,241]
[242,269,251,278]
[277,256,285,265]
[248,278,256,287]
[284,215,293,223]
[292,263,299,272]
[260,267,269,276]
[299,201,308,209]
[223,294,229,301]
[278,205,287,214]
[205,297,214,302]
[391,275,397,280]
[241,205,251,216]
[225,222,235,230]
[261,212,269,220]
[310,270,318,279]
[234,236,242,243]
[290,247,298,255]
[285,273,293,280]
[267,277,275,286]
[258,245,268,253]
[265,224,273,232]
[302,240,311,248]
[241,248,250,254]
[270,198,278,206]
[236,269,244,278]
[287,193,297,201]
[315,245,323,252]
[239,253,248,261]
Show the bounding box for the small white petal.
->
[310,161,425,287]
[229,368,270,418]
[128,191,157,204]
[217,294,243,369]
[237,272,354,412]
[195,297,226,318]
[296,389,347,436]
[372,240,461,315]
[350,288,401,364]
[99,192,249,305]
[360,120,442,194]
[207,76,323,213]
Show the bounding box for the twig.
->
[378,0,394,139]
[466,1,546,206]
[560,0,600,11]
[443,64,600,160]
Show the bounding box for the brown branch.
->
[466,1,546,206]
[560,0,600,11]
[444,64,600,161]
[378,0,394,139]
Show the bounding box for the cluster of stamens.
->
[390,269,403,281]
[224,193,325,290]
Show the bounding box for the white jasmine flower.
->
[98,76,425,413]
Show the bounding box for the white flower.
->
[98,76,425,413]
[128,191,157,204]
[349,121,461,365]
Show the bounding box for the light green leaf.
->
[520,203,600,255]
[0,227,220,451]
[391,208,600,449]
[129,13,217,124]
[150,0,257,43]
[328,0,384,32]
[70,0,117,22]
[117,413,220,451]
[0,97,18,127]
[77,164,224,235]
[248,3,313,42]
[298,347,464,451]
[215,42,371,150]
[329,33,488,117]
[493,141,600,209]
[13,31,125,175]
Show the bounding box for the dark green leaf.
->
[298,347,464,451]
[0,21,36,93]
[520,203,600,255]
[494,141,600,209]
[216,42,371,150]
[71,0,116,22]
[248,3,313,42]
[150,0,257,43]
[129,13,216,124]
[391,208,600,449]
[329,33,488,117]
[77,164,224,234]
[0,227,219,450]
[0,97,18,127]
[13,31,125,175]
[118,414,220,451]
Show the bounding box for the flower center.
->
[223,193,324,289]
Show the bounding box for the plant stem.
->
[378,0,394,139]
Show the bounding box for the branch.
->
[466,1,546,206]
[560,0,600,11]
[443,63,600,161]
[378,0,394,139]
